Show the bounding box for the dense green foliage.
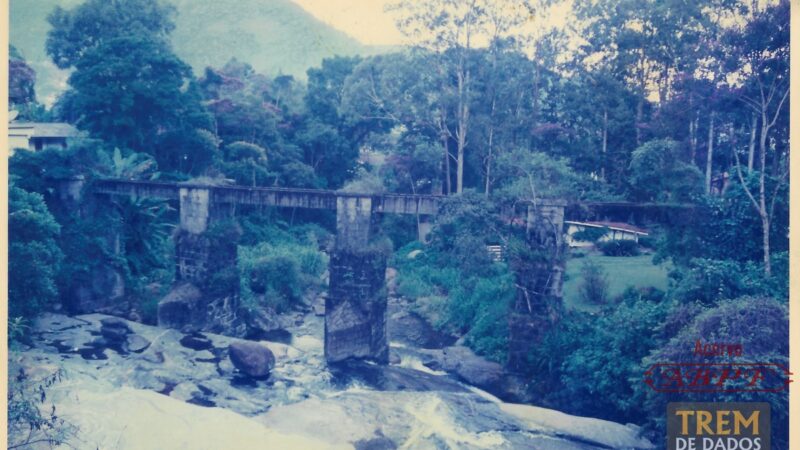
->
[571,226,608,243]
[628,140,704,203]
[58,35,213,163]
[597,239,640,256]
[393,241,515,362]
[237,221,329,313]
[45,0,176,70]
[7,362,76,448]
[578,259,608,304]
[528,288,671,423]
[8,46,48,121]
[642,297,790,447]
[390,194,524,362]
[8,185,64,320]
[9,141,176,323]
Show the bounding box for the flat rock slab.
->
[179,333,214,351]
[257,391,654,450]
[49,386,346,450]
[125,334,151,353]
[16,313,653,450]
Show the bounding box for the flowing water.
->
[11,312,654,449]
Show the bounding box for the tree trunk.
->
[601,108,608,181]
[456,66,469,194]
[705,112,715,194]
[761,213,771,276]
[457,138,465,193]
[442,134,451,195]
[747,113,757,171]
[690,114,699,165]
[635,96,643,146]
[759,110,771,276]
[689,116,695,164]
[771,138,780,176]
[485,126,494,196]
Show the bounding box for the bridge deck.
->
[93,179,691,220]
[93,179,445,215]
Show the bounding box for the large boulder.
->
[158,283,205,332]
[387,310,454,349]
[423,346,504,391]
[243,307,291,342]
[229,341,275,379]
[97,317,152,354]
[65,266,126,314]
[180,332,213,351]
[100,317,131,346]
[125,334,151,353]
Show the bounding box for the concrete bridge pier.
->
[174,187,238,282]
[324,196,389,364]
[160,187,242,334]
[175,187,212,281]
[507,202,566,372]
[59,176,126,314]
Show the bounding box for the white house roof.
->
[565,220,649,236]
[8,122,80,138]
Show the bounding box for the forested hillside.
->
[10,0,385,104]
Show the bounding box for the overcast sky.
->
[291,0,407,46]
[291,0,574,47]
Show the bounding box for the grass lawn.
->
[562,252,671,312]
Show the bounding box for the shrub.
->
[598,239,640,256]
[8,186,64,320]
[637,234,657,249]
[530,289,672,423]
[452,271,515,362]
[239,241,328,313]
[640,297,789,447]
[391,236,515,363]
[572,226,609,243]
[669,255,788,306]
[569,250,586,258]
[7,361,77,448]
[578,259,609,304]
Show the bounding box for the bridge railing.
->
[92,179,445,215]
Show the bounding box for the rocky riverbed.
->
[11,311,654,449]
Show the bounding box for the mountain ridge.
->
[10,0,394,105]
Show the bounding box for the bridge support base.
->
[159,187,244,335]
[325,249,389,364]
[507,203,566,372]
[324,197,389,364]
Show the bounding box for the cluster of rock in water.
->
[13,293,655,449]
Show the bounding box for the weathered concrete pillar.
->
[56,175,85,207]
[175,187,212,281]
[161,187,243,335]
[418,218,434,243]
[325,196,389,364]
[334,196,373,251]
[507,201,566,372]
[58,176,127,314]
